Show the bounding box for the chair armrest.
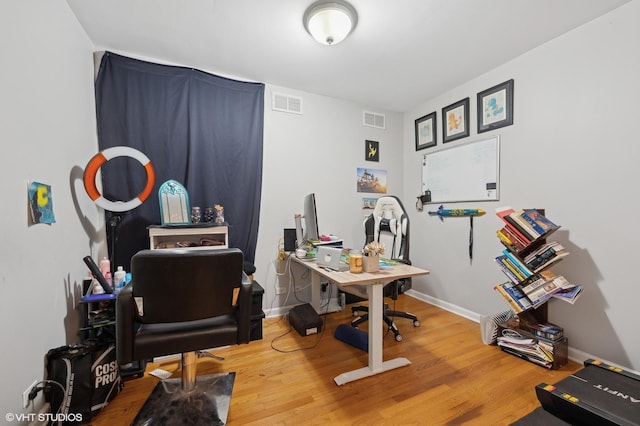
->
[115,283,135,364]
[236,272,253,344]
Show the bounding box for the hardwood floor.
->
[90,295,581,425]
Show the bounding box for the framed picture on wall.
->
[357,168,387,194]
[414,112,437,151]
[477,79,514,133]
[442,98,470,143]
[365,140,379,162]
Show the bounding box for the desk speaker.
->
[284,228,296,251]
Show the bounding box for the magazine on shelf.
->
[497,330,555,365]
[521,272,564,306]
[524,241,569,272]
[551,284,583,304]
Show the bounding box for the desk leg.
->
[310,271,322,314]
[334,282,411,386]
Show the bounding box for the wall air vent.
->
[272,92,303,114]
[363,111,386,129]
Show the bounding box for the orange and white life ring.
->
[83,146,155,212]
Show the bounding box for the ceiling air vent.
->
[272,93,303,114]
[363,111,385,129]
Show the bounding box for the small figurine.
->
[214,204,225,224]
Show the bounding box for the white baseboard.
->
[405,289,481,323]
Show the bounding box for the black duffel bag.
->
[44,342,122,424]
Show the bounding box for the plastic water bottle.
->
[113,266,126,292]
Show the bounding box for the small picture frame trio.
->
[415,79,514,151]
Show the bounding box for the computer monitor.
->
[303,193,319,243]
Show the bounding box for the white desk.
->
[291,257,429,385]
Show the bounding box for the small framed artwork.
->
[477,79,514,133]
[28,181,56,225]
[362,197,378,209]
[414,112,437,151]
[365,140,379,162]
[442,97,470,143]
[357,168,387,194]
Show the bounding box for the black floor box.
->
[536,359,640,426]
[289,303,322,336]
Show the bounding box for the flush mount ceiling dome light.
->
[303,1,358,46]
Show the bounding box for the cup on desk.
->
[349,250,363,273]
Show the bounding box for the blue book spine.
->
[500,282,532,310]
[502,249,532,278]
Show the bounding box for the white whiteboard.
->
[422,136,500,203]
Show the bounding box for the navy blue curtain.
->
[95,52,264,270]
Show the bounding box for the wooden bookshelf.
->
[492,208,574,370]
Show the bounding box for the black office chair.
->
[116,248,252,425]
[348,196,420,342]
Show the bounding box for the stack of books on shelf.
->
[496,207,560,252]
[523,241,569,272]
[497,329,556,369]
[493,207,583,313]
[494,273,577,311]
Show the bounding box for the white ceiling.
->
[66,0,630,112]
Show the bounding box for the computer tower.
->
[289,303,322,336]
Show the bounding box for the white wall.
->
[0,0,107,417]
[256,85,403,312]
[403,0,640,371]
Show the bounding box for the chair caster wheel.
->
[395,334,403,342]
[413,320,420,327]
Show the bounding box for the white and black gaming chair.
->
[349,195,420,341]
